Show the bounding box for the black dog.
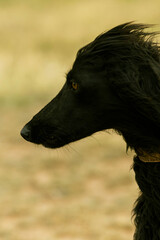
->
[21,22,160,240]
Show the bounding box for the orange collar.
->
[138,152,160,162]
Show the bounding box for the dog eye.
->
[71,82,78,90]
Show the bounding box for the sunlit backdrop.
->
[0,0,160,239]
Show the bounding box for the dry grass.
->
[0,0,160,239]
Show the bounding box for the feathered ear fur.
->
[109,67,160,128]
[77,22,159,57]
[103,23,160,127]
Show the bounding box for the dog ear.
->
[149,60,160,81]
[109,69,160,127]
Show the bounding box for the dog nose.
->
[20,124,32,141]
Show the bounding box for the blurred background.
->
[0,0,160,239]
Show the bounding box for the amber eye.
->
[71,82,78,90]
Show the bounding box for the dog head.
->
[21,22,160,152]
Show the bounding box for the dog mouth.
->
[39,127,79,148]
[21,123,76,149]
[40,135,72,149]
[21,119,97,149]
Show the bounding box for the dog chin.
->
[41,139,68,149]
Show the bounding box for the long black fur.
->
[21,22,160,239]
[133,157,160,240]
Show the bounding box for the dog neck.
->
[137,150,160,162]
[133,156,160,239]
